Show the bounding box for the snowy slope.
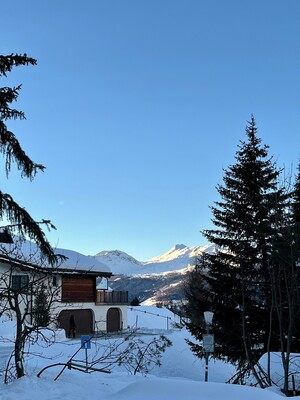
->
[0,238,111,274]
[147,244,214,263]
[94,244,215,275]
[53,247,111,273]
[142,244,215,275]
[94,250,141,274]
[94,244,216,303]
[0,306,284,400]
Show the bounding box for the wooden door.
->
[106,308,121,332]
[59,309,94,336]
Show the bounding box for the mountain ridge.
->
[93,244,215,304]
[94,243,214,275]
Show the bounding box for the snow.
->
[94,249,140,274]
[95,244,215,275]
[0,306,286,399]
[53,247,111,273]
[0,239,111,273]
[148,244,202,263]
[258,352,300,389]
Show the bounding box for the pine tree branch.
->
[0,121,45,178]
[0,86,25,120]
[0,54,44,178]
[0,54,37,77]
[0,191,57,265]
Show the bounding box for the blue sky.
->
[1,1,300,260]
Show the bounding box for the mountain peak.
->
[174,244,187,250]
[94,249,142,274]
[94,244,215,275]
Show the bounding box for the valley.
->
[94,244,214,304]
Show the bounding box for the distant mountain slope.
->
[142,244,215,275]
[94,244,215,304]
[94,244,214,275]
[0,238,111,273]
[110,270,188,305]
[94,250,141,274]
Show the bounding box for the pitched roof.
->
[0,239,112,276]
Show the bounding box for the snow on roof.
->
[0,238,111,274]
[54,247,111,274]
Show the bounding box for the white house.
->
[0,240,128,336]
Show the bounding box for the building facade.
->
[0,245,128,336]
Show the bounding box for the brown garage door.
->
[59,309,94,337]
[107,308,121,332]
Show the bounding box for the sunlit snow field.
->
[0,306,287,399]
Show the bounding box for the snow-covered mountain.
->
[94,250,141,274]
[0,239,213,304]
[94,244,215,305]
[94,244,214,276]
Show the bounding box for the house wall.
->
[54,301,128,333]
[0,262,128,334]
[61,276,96,302]
[0,263,45,322]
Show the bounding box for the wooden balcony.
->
[96,290,128,305]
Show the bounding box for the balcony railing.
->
[96,290,128,305]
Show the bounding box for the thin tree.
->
[37,330,172,379]
[268,162,300,394]
[0,240,62,381]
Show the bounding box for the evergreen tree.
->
[292,161,300,224]
[0,54,57,264]
[185,116,287,372]
[130,297,141,306]
[289,161,300,350]
[275,160,300,353]
[282,160,300,346]
[32,285,51,327]
[267,165,300,393]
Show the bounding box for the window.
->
[11,275,29,292]
[96,276,108,290]
[52,276,58,287]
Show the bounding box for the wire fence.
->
[128,307,177,330]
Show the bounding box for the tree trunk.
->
[240,264,265,388]
[14,293,25,379]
